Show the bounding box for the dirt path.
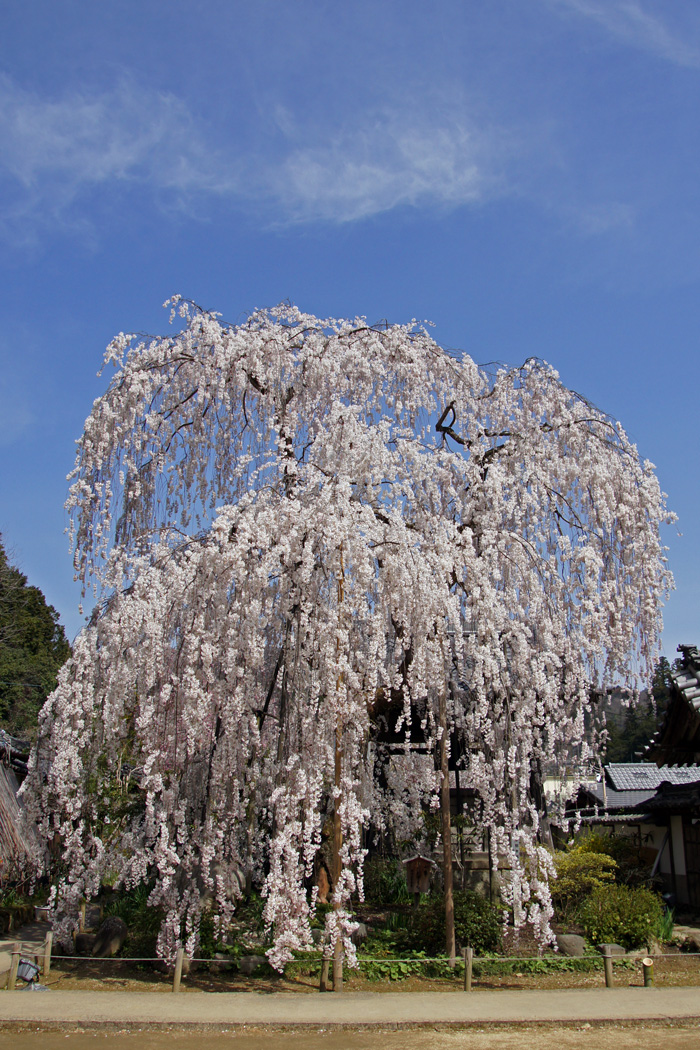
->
[1,1021,700,1050]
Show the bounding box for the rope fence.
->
[4,936,700,993]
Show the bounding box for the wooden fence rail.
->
[3,941,697,993]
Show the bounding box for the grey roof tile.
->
[606,762,700,791]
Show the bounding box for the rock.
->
[680,933,700,953]
[311,928,327,945]
[237,953,267,975]
[85,904,103,929]
[597,943,626,956]
[555,933,586,957]
[92,916,128,958]
[209,952,235,974]
[351,922,368,947]
[74,932,97,955]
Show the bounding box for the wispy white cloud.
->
[549,0,700,67]
[0,72,638,242]
[0,75,510,240]
[263,113,502,224]
[0,76,239,243]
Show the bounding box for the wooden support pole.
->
[43,932,53,977]
[79,901,86,933]
[8,945,20,991]
[332,718,344,994]
[332,544,345,994]
[173,948,185,993]
[463,946,473,992]
[319,956,330,992]
[439,691,456,967]
[602,947,614,989]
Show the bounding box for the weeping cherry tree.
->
[22,299,673,968]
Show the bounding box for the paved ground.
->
[0,986,699,1027]
[0,919,50,982]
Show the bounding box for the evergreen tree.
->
[0,539,71,739]
[603,657,674,763]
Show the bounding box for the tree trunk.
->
[439,691,456,966]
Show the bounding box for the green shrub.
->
[577,883,664,950]
[657,907,675,943]
[413,891,501,955]
[574,830,648,887]
[551,847,617,916]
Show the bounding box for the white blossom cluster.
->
[21,300,673,963]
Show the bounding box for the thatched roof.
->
[0,743,35,877]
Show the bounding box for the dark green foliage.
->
[363,857,411,905]
[0,539,71,738]
[103,883,162,957]
[413,891,502,955]
[577,883,664,950]
[575,830,648,887]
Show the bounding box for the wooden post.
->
[319,956,330,992]
[642,957,654,987]
[43,932,53,977]
[332,721,344,993]
[332,545,344,994]
[8,944,20,991]
[602,946,614,989]
[173,948,185,993]
[463,946,473,992]
[79,901,86,933]
[439,691,456,967]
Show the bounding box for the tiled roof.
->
[671,646,700,711]
[606,762,700,791]
[585,782,659,810]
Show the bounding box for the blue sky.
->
[0,0,698,666]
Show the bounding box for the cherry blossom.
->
[21,300,673,963]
